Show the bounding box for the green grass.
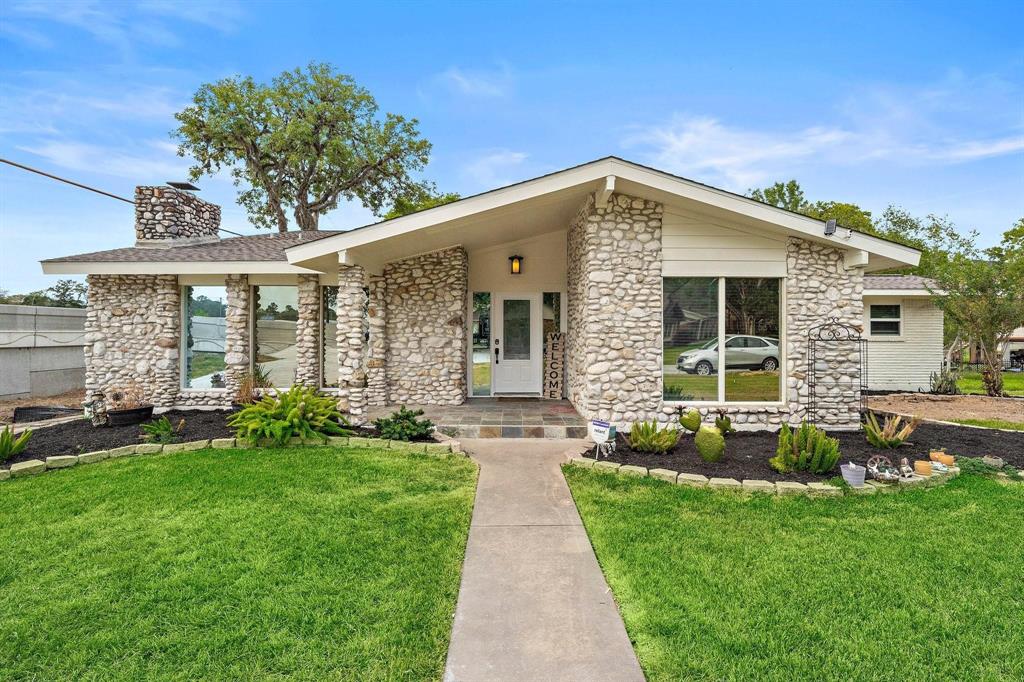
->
[957,371,1024,396]
[953,418,1024,431]
[1,447,477,679]
[565,469,1024,681]
[663,344,705,366]
[664,371,780,402]
[186,350,226,380]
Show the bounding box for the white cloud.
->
[16,139,188,180]
[460,149,529,188]
[623,73,1024,190]
[424,64,514,99]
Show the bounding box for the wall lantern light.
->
[509,255,523,275]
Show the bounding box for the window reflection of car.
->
[676,335,780,375]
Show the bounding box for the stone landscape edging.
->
[1,435,465,483]
[563,448,962,498]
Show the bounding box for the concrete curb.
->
[565,456,963,498]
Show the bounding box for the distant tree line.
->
[0,279,87,308]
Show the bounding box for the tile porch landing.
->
[365,398,588,439]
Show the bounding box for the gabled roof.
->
[42,231,341,275]
[285,156,921,273]
[863,274,939,297]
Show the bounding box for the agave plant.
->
[0,425,32,463]
[629,420,679,454]
[864,412,921,449]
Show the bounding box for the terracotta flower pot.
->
[930,451,955,466]
[914,460,933,477]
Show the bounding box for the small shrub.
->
[373,406,435,441]
[679,409,702,433]
[694,425,726,462]
[1,425,32,463]
[770,421,840,474]
[140,416,185,444]
[236,364,273,405]
[864,412,920,449]
[228,385,351,446]
[714,411,736,436]
[929,367,962,395]
[629,420,679,454]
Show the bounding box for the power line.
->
[1,157,135,204]
[0,157,246,237]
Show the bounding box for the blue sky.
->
[1,0,1022,292]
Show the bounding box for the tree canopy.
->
[383,190,461,220]
[175,63,433,232]
[0,279,87,308]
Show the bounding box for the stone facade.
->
[223,274,250,399]
[294,274,321,386]
[365,275,388,406]
[134,186,220,245]
[567,193,664,425]
[384,247,468,406]
[84,275,180,408]
[335,264,367,423]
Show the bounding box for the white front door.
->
[492,293,542,394]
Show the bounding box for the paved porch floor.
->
[366,398,588,439]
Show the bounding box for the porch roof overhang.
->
[286,157,921,274]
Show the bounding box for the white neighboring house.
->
[863,275,943,392]
[1002,326,1024,366]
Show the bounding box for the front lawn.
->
[954,418,1024,431]
[1,447,477,679]
[565,468,1024,681]
[958,370,1024,396]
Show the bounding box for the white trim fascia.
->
[284,157,921,268]
[41,261,323,275]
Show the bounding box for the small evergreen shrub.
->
[929,367,962,395]
[770,421,840,474]
[228,385,351,446]
[373,406,435,441]
[140,416,185,444]
[864,412,920,449]
[694,425,726,462]
[1,425,32,463]
[629,420,679,454]
[679,409,702,433]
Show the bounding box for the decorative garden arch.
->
[806,317,867,427]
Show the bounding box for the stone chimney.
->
[134,186,221,246]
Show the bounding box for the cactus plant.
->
[679,409,702,433]
[770,421,841,474]
[714,411,736,435]
[694,425,726,462]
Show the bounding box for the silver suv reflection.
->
[676,335,780,375]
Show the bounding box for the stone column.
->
[365,274,388,406]
[224,274,250,399]
[294,274,321,386]
[336,262,367,424]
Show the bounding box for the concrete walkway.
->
[444,439,644,682]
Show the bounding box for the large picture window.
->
[663,277,782,403]
[252,285,298,387]
[182,286,227,389]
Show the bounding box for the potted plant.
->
[840,461,866,487]
[105,385,154,426]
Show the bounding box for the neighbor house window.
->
[252,285,299,387]
[472,292,491,396]
[724,278,781,402]
[182,286,227,389]
[322,286,338,388]
[663,278,719,401]
[869,304,901,336]
[663,277,783,403]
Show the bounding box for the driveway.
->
[444,439,644,682]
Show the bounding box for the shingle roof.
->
[43,231,344,263]
[863,274,937,291]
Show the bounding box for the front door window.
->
[502,299,531,360]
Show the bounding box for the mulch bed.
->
[588,422,1024,483]
[4,410,431,471]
